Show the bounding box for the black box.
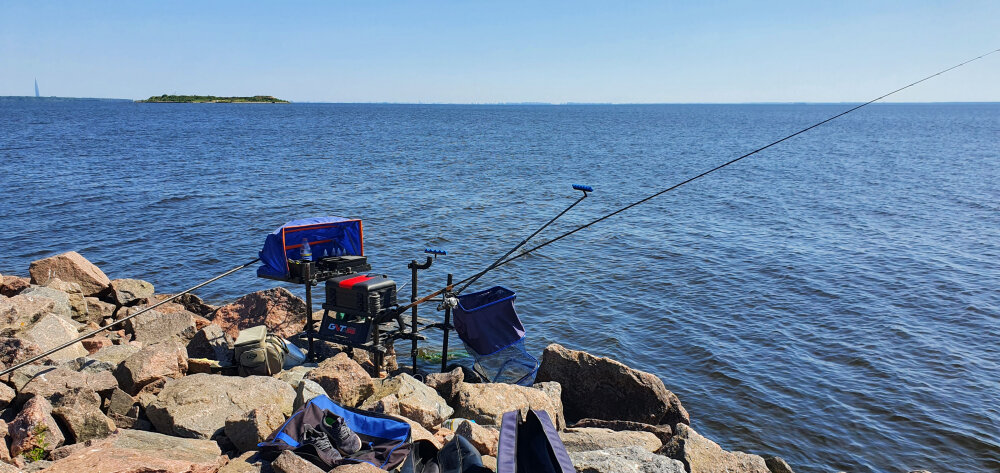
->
[322,273,397,318]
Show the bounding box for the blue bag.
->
[259,394,411,470]
[453,286,539,385]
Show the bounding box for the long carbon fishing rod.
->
[0,258,260,377]
[397,47,1000,313]
[455,184,593,295]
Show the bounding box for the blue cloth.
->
[257,216,363,279]
[454,286,525,356]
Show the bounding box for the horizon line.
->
[3,95,1000,105]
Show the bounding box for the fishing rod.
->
[455,184,593,295]
[395,184,594,316]
[401,47,1000,312]
[0,258,260,377]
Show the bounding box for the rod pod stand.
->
[302,262,317,362]
[408,253,434,375]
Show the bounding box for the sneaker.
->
[323,414,362,455]
[300,423,341,463]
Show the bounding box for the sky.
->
[1,1,998,103]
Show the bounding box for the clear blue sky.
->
[1,1,997,103]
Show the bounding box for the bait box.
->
[322,273,397,317]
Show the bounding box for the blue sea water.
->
[1,100,998,472]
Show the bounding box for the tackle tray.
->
[323,273,397,317]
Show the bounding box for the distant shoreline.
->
[2,96,996,105]
[137,94,289,103]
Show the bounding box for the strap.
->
[529,410,575,473]
[496,410,520,473]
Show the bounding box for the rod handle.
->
[572,184,593,192]
[424,248,447,255]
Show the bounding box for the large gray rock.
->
[19,286,72,318]
[452,381,565,430]
[304,352,374,407]
[294,378,326,411]
[123,307,196,343]
[50,387,116,443]
[570,446,686,473]
[0,294,59,331]
[535,343,689,426]
[88,343,141,369]
[145,373,295,439]
[28,251,111,296]
[224,404,286,453]
[186,324,234,364]
[361,373,453,430]
[114,340,189,394]
[40,279,88,323]
[18,366,118,402]
[43,278,82,295]
[109,278,155,306]
[82,297,117,324]
[559,427,662,453]
[39,429,224,473]
[18,314,87,362]
[659,423,770,473]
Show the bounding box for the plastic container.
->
[300,239,312,261]
[283,340,307,368]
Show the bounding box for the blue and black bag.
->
[259,394,412,470]
[497,410,574,473]
[453,286,539,386]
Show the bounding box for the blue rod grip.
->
[425,248,447,255]
[572,184,593,192]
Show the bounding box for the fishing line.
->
[469,48,1000,273]
[0,258,261,377]
[397,47,999,313]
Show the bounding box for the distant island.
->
[137,94,289,103]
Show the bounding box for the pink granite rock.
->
[28,251,111,296]
[210,287,306,339]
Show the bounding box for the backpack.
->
[259,394,412,470]
[234,325,288,376]
[497,410,574,473]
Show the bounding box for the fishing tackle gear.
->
[8,49,994,378]
[0,258,261,377]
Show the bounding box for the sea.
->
[1,99,997,473]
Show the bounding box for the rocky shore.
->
[0,250,804,473]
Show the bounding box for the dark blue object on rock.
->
[257,216,364,279]
[453,286,538,385]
